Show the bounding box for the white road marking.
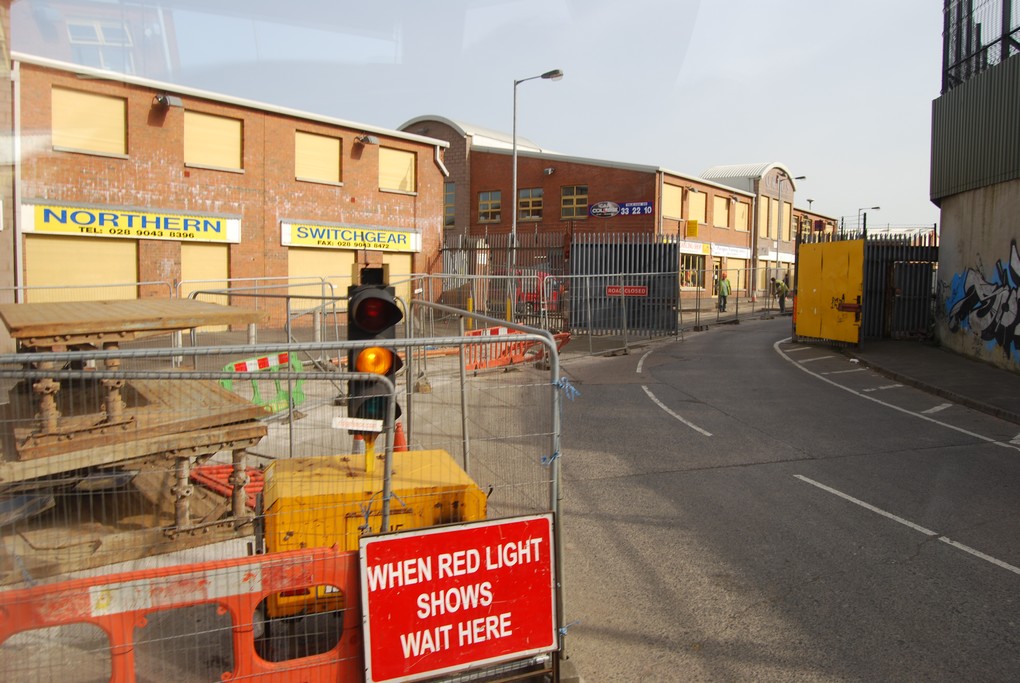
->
[774,338,1020,453]
[862,383,903,393]
[641,385,713,436]
[822,368,867,375]
[1011,432,1020,445]
[922,403,953,414]
[795,475,1020,577]
[799,355,836,363]
[637,348,654,374]
[784,346,813,353]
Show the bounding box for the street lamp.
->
[508,68,563,320]
[775,174,805,293]
[857,205,880,233]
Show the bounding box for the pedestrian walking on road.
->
[718,272,731,312]
[772,277,789,314]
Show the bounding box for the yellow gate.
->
[795,240,864,344]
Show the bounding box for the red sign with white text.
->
[360,514,557,683]
[606,284,648,297]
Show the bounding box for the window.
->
[67,20,134,73]
[781,201,792,241]
[185,111,243,170]
[379,147,416,193]
[518,188,543,221]
[662,185,683,218]
[712,196,729,227]
[478,190,500,223]
[680,254,706,288]
[561,185,588,219]
[295,131,341,184]
[51,87,126,155]
[735,201,749,231]
[444,182,456,228]
[688,191,706,224]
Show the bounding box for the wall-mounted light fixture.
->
[355,134,380,145]
[543,167,555,176]
[152,93,183,108]
[686,186,697,192]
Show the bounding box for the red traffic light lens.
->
[354,298,389,333]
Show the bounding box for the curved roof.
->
[399,115,546,152]
[701,162,798,192]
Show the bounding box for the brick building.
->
[8,53,448,321]
[400,116,835,298]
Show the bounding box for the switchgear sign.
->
[360,514,557,682]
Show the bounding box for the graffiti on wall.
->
[945,240,1020,360]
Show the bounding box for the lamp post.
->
[507,68,563,320]
[857,206,880,236]
[775,174,805,294]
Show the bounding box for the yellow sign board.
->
[21,203,240,243]
[281,222,420,252]
[686,219,699,238]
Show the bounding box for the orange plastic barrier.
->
[0,547,362,682]
[462,327,571,371]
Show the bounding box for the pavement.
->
[845,337,1020,426]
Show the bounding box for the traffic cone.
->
[394,422,408,452]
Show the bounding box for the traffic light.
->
[347,280,404,426]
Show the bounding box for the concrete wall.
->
[936,177,1020,371]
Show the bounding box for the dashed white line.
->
[774,338,1020,453]
[862,383,903,393]
[822,368,867,375]
[784,346,813,353]
[922,403,953,414]
[795,475,1020,576]
[799,355,836,363]
[641,385,713,436]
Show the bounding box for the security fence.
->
[942,0,1020,93]
[0,314,570,681]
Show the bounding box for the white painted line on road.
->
[774,338,1020,453]
[922,403,953,414]
[795,475,937,535]
[636,348,654,374]
[795,475,1020,577]
[799,355,836,363]
[641,385,713,436]
[862,383,903,393]
[1011,432,1020,445]
[822,368,867,375]
[784,346,813,353]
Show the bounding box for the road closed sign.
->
[360,514,557,682]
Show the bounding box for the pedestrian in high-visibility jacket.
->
[718,272,731,312]
[772,277,789,314]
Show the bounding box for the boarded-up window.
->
[758,197,769,239]
[688,192,706,224]
[782,201,792,241]
[735,201,749,231]
[379,147,416,192]
[51,87,126,155]
[185,111,243,170]
[25,235,137,302]
[662,185,683,219]
[713,196,729,227]
[295,131,341,184]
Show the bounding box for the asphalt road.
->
[558,316,1020,682]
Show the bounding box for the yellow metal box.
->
[262,449,486,616]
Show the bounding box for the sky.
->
[11,0,944,229]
